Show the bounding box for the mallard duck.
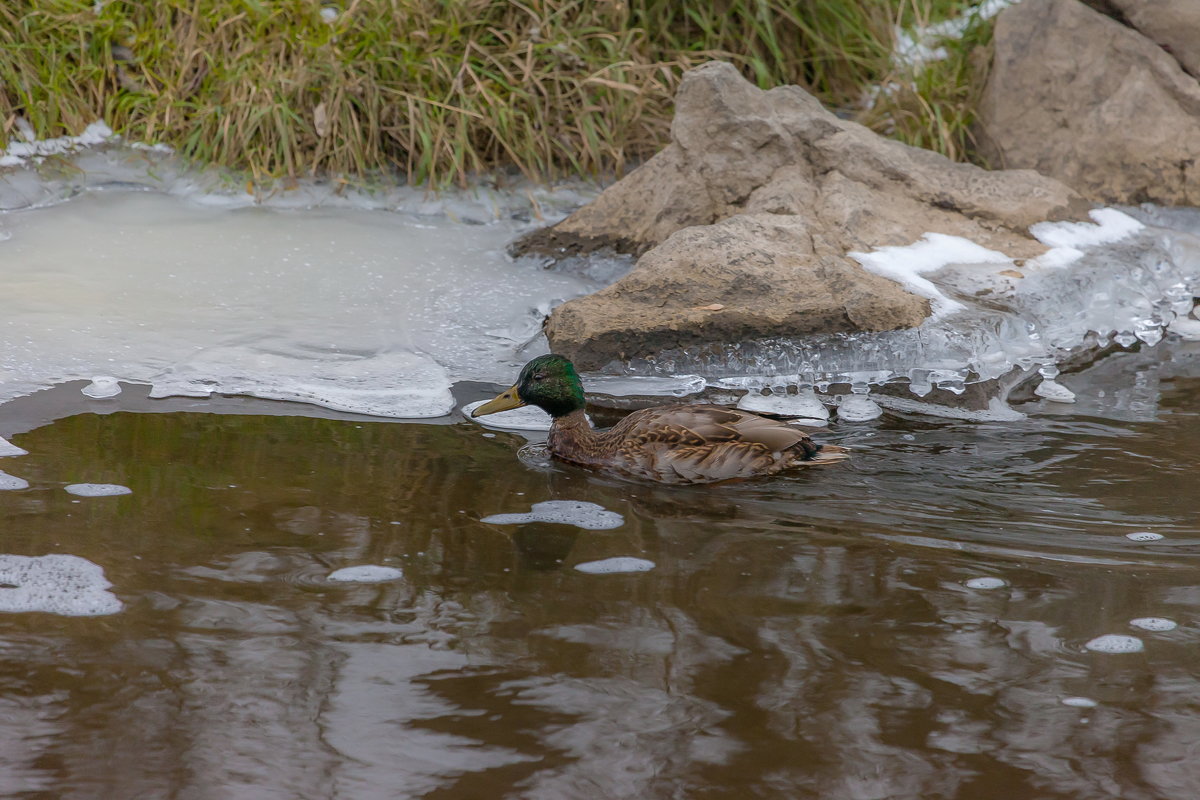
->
[471,354,847,485]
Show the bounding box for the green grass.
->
[0,0,993,186]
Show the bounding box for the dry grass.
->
[0,0,990,185]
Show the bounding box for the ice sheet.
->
[0,189,597,417]
[624,213,1199,402]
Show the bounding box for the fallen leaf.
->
[314,102,328,137]
[998,269,1024,279]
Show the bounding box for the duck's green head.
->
[471,354,586,419]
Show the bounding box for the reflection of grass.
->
[1,0,990,185]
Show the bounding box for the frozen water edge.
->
[0,170,601,418]
[7,141,1200,422]
[615,209,1200,414]
[0,144,749,419]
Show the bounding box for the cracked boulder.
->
[515,61,1086,370]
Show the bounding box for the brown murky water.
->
[1,343,1200,799]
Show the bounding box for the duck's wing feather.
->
[612,405,811,450]
[631,440,780,483]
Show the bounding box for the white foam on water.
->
[0,471,29,490]
[1129,617,1177,632]
[327,565,404,583]
[850,233,1011,318]
[65,483,132,497]
[0,437,27,457]
[1061,696,1099,709]
[81,375,122,398]
[1125,531,1164,542]
[463,400,555,431]
[0,189,597,417]
[1084,634,1145,654]
[573,557,656,574]
[481,500,624,530]
[0,554,122,616]
[964,576,1007,589]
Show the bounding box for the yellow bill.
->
[471,385,525,417]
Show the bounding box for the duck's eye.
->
[532,373,546,381]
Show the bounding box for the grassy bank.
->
[0,0,989,185]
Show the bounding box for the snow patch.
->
[1030,209,1145,268]
[0,121,114,168]
[850,233,1011,317]
[894,0,1017,71]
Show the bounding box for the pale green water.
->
[0,342,1198,798]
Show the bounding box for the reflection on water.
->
[1,345,1200,798]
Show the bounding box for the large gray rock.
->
[545,214,932,370]
[520,62,1086,370]
[977,0,1200,205]
[1109,0,1200,79]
